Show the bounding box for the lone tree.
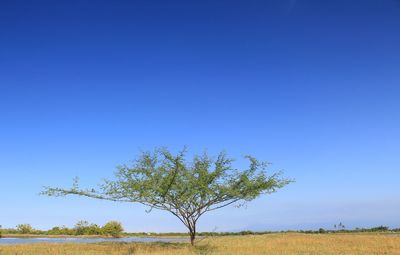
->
[42,148,292,245]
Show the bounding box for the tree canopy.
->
[42,148,292,245]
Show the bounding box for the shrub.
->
[73,220,102,235]
[16,224,33,234]
[102,221,124,238]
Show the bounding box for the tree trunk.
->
[186,218,196,245]
[190,232,195,246]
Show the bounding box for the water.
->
[0,236,188,245]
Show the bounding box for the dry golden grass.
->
[0,233,399,255]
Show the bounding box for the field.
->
[0,233,399,255]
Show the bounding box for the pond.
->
[0,236,188,245]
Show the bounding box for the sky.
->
[0,0,399,232]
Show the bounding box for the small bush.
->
[102,221,124,238]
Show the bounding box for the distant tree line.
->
[0,224,398,239]
[0,221,123,238]
[125,226,400,236]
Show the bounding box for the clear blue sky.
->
[1,0,399,232]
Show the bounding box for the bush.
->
[102,221,124,238]
[16,224,33,234]
[73,220,102,235]
[370,226,389,232]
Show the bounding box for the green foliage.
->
[42,148,292,244]
[102,221,124,237]
[370,226,389,232]
[47,226,75,235]
[16,224,33,234]
[0,221,125,237]
[73,220,103,235]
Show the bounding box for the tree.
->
[42,148,292,245]
[73,220,102,235]
[16,224,33,234]
[73,220,91,235]
[102,221,124,238]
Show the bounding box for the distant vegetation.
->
[0,223,398,239]
[0,221,123,238]
[195,226,400,236]
[128,226,400,237]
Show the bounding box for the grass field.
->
[0,233,399,255]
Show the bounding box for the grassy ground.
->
[0,233,399,255]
